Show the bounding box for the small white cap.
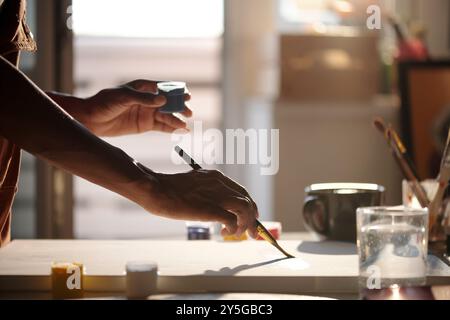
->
[126,261,158,299]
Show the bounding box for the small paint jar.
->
[126,261,158,299]
[51,262,84,299]
[221,226,248,241]
[186,222,211,240]
[157,81,186,113]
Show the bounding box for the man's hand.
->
[53,79,193,137]
[136,166,260,238]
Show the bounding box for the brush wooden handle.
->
[379,126,429,207]
[429,134,450,230]
[391,143,429,207]
[429,167,450,229]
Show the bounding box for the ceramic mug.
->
[302,183,385,242]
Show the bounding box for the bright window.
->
[72,0,223,38]
[72,0,223,239]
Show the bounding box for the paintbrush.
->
[254,221,295,258]
[388,125,421,179]
[373,118,422,181]
[428,129,450,230]
[373,118,430,208]
[440,128,450,170]
[174,145,294,258]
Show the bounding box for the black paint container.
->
[157,81,186,113]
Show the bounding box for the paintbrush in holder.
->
[428,129,450,242]
[373,118,430,208]
[443,203,450,256]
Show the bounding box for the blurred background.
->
[11,0,450,240]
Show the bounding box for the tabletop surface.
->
[0,238,449,294]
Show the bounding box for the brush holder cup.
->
[302,183,385,242]
[402,179,447,243]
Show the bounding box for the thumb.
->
[120,86,166,107]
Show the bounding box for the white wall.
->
[418,0,450,57]
[223,0,278,221]
[222,0,446,231]
[274,100,403,231]
[393,0,450,57]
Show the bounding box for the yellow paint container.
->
[51,262,84,299]
[222,228,248,241]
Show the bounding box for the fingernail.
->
[174,127,189,135]
[155,95,166,105]
[235,227,244,237]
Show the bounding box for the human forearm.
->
[46,91,87,120]
[0,56,158,207]
[0,56,260,236]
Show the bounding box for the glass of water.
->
[356,206,428,290]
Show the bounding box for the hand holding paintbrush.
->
[174,146,294,258]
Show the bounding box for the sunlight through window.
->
[72,0,224,38]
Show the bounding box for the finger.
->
[134,107,178,134]
[220,175,259,218]
[195,178,254,236]
[136,107,156,133]
[219,195,255,237]
[247,227,259,239]
[189,203,238,235]
[221,225,239,237]
[126,79,158,93]
[220,220,257,238]
[121,86,166,107]
[218,181,258,236]
[213,208,238,234]
[190,170,257,234]
[153,122,190,134]
[207,169,259,218]
[218,214,238,236]
[184,93,191,101]
[180,103,193,118]
[152,122,178,133]
[155,112,188,129]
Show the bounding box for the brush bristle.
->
[443,141,450,167]
[446,128,450,146]
[386,128,393,140]
[373,117,386,134]
[439,128,450,168]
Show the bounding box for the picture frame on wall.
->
[399,60,450,179]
